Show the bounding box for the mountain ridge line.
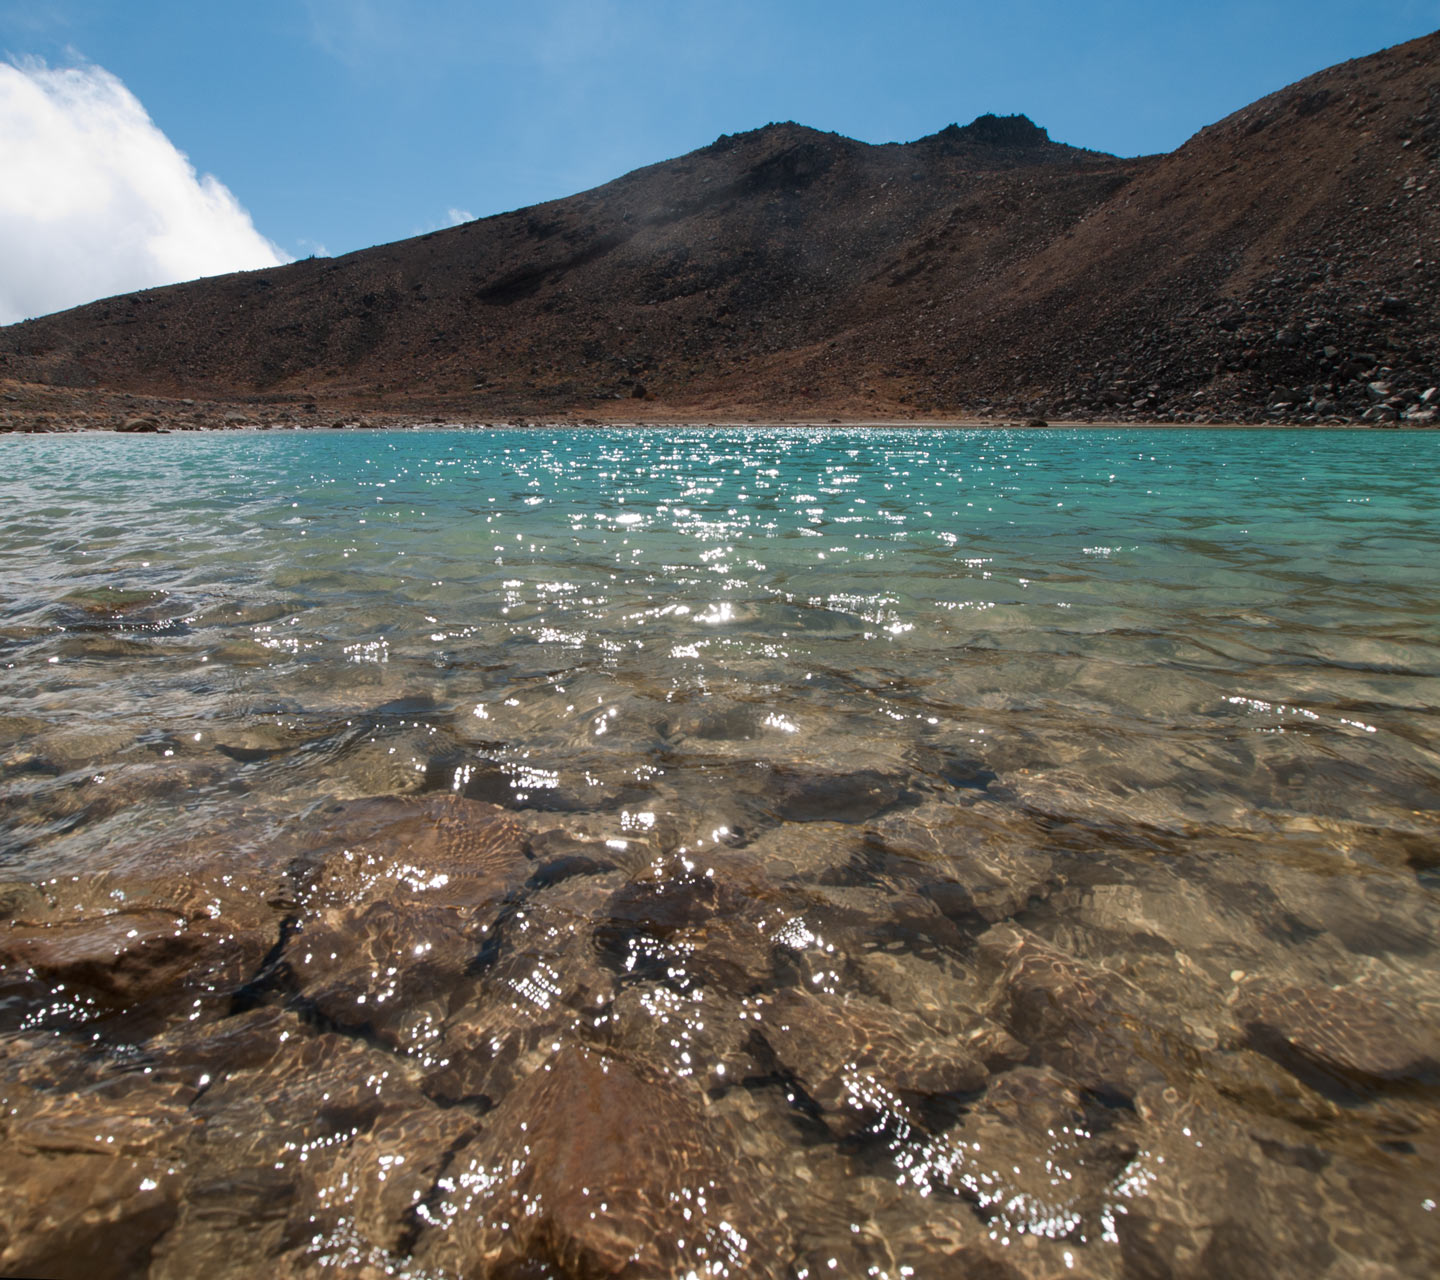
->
[2,30,1437,430]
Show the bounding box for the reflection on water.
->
[1,426,1439,1277]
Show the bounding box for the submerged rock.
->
[0,1144,179,1279]
[294,793,531,914]
[0,1044,196,1280]
[759,987,988,1128]
[0,904,273,1036]
[982,925,1177,1099]
[1235,979,1440,1093]
[244,794,533,1048]
[866,799,1057,924]
[280,899,481,1053]
[415,1045,783,1276]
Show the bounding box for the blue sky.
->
[1,1,1437,321]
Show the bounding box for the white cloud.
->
[446,207,474,226]
[0,58,287,326]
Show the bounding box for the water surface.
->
[2,427,1438,1278]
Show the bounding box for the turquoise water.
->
[1,427,1439,1278]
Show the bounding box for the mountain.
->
[2,31,1437,428]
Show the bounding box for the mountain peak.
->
[926,113,1051,148]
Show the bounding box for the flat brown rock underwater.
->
[2,782,1439,1280]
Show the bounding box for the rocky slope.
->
[1,31,1437,427]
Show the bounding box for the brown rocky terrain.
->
[1,30,1437,429]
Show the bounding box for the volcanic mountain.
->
[2,30,1437,426]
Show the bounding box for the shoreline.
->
[4,380,1437,435]
[1,413,1429,436]
[1,420,1426,435]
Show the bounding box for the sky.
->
[1,0,1437,325]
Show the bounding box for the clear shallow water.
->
[1,426,1438,1278]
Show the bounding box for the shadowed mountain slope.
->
[2,32,1437,425]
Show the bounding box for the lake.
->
[2,425,1438,1278]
